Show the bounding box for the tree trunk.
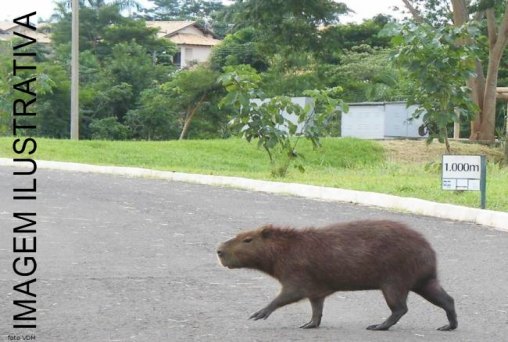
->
[178,93,207,140]
[505,134,508,164]
[477,6,508,142]
[468,61,486,140]
[450,0,486,140]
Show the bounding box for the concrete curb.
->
[2,158,507,232]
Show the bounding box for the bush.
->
[90,117,130,140]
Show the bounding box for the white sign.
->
[442,155,483,191]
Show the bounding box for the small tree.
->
[160,66,221,140]
[219,65,348,177]
[385,22,479,152]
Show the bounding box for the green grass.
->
[1,137,507,212]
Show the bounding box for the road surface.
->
[1,168,507,341]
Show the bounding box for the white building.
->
[341,102,427,139]
[146,21,221,68]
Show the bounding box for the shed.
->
[341,102,427,139]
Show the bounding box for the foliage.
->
[399,0,508,142]
[45,3,178,139]
[211,11,407,105]
[36,62,71,138]
[219,65,348,177]
[161,66,223,139]
[144,0,224,20]
[0,40,55,136]
[105,42,160,97]
[210,27,269,72]
[125,86,181,140]
[385,22,479,151]
[90,117,130,139]
[317,15,393,63]
[318,46,406,102]
[125,66,224,140]
[227,0,349,54]
[143,0,228,37]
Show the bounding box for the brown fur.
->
[217,220,457,331]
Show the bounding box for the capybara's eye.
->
[243,237,253,243]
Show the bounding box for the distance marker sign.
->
[442,155,487,208]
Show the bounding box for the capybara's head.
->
[217,225,277,270]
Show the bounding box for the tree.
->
[163,66,222,139]
[210,27,269,72]
[401,0,508,142]
[227,0,349,54]
[125,65,223,140]
[219,65,348,177]
[125,86,181,140]
[317,14,393,63]
[318,46,405,103]
[51,3,176,61]
[36,62,71,138]
[103,42,163,116]
[47,2,177,138]
[0,40,55,137]
[387,22,479,152]
[146,0,224,19]
[144,0,228,38]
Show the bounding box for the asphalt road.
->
[1,167,507,342]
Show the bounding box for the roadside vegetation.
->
[1,137,506,212]
[1,2,507,211]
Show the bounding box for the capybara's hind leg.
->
[367,285,408,331]
[300,297,325,329]
[413,278,457,331]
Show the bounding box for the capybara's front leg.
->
[250,287,303,321]
[300,297,325,329]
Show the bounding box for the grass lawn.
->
[1,137,507,212]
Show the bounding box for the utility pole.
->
[70,0,79,140]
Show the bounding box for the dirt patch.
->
[379,140,505,165]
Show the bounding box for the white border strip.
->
[2,158,507,232]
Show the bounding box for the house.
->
[0,21,51,44]
[146,21,221,68]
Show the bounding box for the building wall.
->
[180,45,213,68]
[342,103,385,139]
[250,97,314,134]
[341,102,427,139]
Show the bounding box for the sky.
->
[1,0,404,23]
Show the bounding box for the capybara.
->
[217,220,457,331]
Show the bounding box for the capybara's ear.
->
[260,225,273,239]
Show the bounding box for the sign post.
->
[442,155,487,209]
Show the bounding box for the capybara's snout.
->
[216,242,228,266]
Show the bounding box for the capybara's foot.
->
[249,307,272,320]
[437,324,457,331]
[300,319,321,329]
[366,324,390,331]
